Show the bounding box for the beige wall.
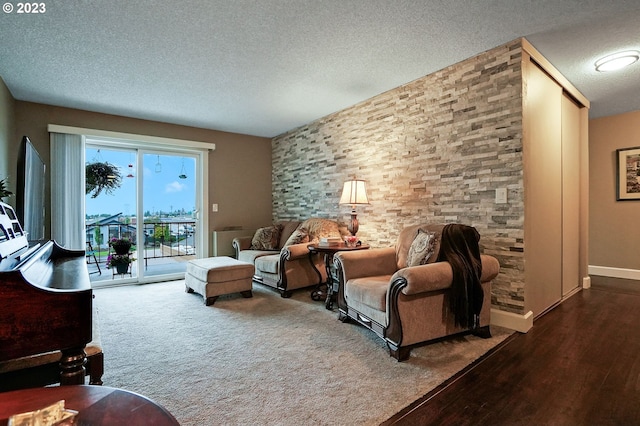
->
[8,100,272,252]
[0,77,15,192]
[589,110,640,272]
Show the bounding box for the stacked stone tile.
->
[272,39,525,314]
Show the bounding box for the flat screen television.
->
[16,136,46,242]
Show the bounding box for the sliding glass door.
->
[140,152,197,281]
[85,142,202,286]
[85,146,139,283]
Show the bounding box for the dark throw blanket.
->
[436,224,484,329]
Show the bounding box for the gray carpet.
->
[94,280,511,425]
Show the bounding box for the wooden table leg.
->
[60,347,86,385]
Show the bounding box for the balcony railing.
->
[86,221,196,279]
[141,221,196,262]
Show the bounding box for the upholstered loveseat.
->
[334,223,500,361]
[233,218,348,297]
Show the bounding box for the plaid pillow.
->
[250,225,281,250]
[406,229,436,267]
[283,227,310,246]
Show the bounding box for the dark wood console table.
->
[307,243,369,310]
[0,385,179,425]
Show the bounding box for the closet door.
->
[561,94,581,296]
[523,61,563,317]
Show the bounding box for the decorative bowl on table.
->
[343,235,358,248]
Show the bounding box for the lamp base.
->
[348,211,359,236]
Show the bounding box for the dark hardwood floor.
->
[383,276,640,425]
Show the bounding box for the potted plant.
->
[107,253,135,274]
[109,237,133,255]
[0,177,13,201]
[86,162,122,198]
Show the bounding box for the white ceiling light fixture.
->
[595,50,640,72]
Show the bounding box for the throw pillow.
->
[407,229,436,267]
[250,225,281,250]
[283,227,310,247]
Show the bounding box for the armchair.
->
[233,218,348,297]
[334,224,500,361]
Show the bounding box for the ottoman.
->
[185,256,255,306]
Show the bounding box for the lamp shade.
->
[339,180,370,205]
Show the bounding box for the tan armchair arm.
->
[334,247,397,281]
[393,254,500,296]
[392,262,453,295]
[280,243,311,261]
[232,236,252,257]
[479,255,500,282]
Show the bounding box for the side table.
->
[0,385,179,425]
[307,243,369,310]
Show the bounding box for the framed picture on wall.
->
[616,146,640,200]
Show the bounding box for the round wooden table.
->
[0,385,179,425]
[307,242,369,309]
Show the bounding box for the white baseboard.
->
[490,273,615,334]
[588,265,640,281]
[491,308,533,333]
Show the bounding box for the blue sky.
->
[85,147,196,217]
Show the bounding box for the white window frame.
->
[48,124,214,272]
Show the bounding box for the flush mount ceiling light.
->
[595,50,640,72]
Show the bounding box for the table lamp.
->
[339,179,370,236]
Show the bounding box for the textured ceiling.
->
[1,1,639,138]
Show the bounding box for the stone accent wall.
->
[272,39,525,314]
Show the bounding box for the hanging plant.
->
[178,158,187,179]
[86,162,122,198]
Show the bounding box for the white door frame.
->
[49,124,214,284]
